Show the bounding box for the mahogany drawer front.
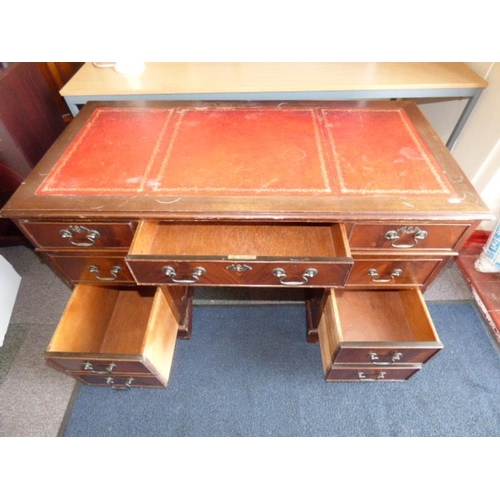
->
[45,285,179,387]
[318,289,442,381]
[127,221,353,288]
[331,344,442,366]
[349,223,470,252]
[324,365,421,382]
[128,259,351,287]
[19,221,136,249]
[48,254,135,284]
[76,374,166,388]
[346,258,443,287]
[46,356,154,375]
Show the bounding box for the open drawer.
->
[318,288,442,381]
[126,222,353,287]
[45,285,179,388]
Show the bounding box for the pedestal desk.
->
[1,100,492,388]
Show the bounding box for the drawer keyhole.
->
[227,263,252,273]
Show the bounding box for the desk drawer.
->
[127,222,353,287]
[75,374,166,388]
[323,365,421,382]
[349,223,470,251]
[45,285,179,387]
[46,355,154,375]
[19,221,136,249]
[346,257,443,287]
[318,289,442,381]
[48,254,135,284]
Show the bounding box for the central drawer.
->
[126,221,353,287]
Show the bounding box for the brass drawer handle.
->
[385,226,428,248]
[88,265,122,281]
[367,268,402,283]
[106,377,134,390]
[272,267,318,286]
[358,371,386,381]
[369,352,403,365]
[60,225,101,247]
[83,362,116,374]
[163,266,206,284]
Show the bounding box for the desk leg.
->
[159,286,194,340]
[64,96,81,117]
[305,288,328,343]
[446,89,484,149]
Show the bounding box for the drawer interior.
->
[333,289,438,343]
[47,285,176,355]
[129,221,350,260]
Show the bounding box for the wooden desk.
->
[1,100,492,387]
[60,62,488,149]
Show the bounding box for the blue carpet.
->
[63,301,500,436]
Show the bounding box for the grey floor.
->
[0,245,475,437]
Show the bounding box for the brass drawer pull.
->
[60,225,101,247]
[88,265,122,281]
[385,226,428,248]
[83,362,116,374]
[272,267,318,286]
[162,266,206,284]
[106,377,134,390]
[358,371,386,381]
[369,352,403,365]
[367,268,402,283]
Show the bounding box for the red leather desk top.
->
[37,106,455,198]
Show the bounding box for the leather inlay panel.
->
[36,106,456,198]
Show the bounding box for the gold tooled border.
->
[38,108,174,195]
[151,107,333,195]
[323,108,454,196]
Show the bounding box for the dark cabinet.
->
[0,62,82,245]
